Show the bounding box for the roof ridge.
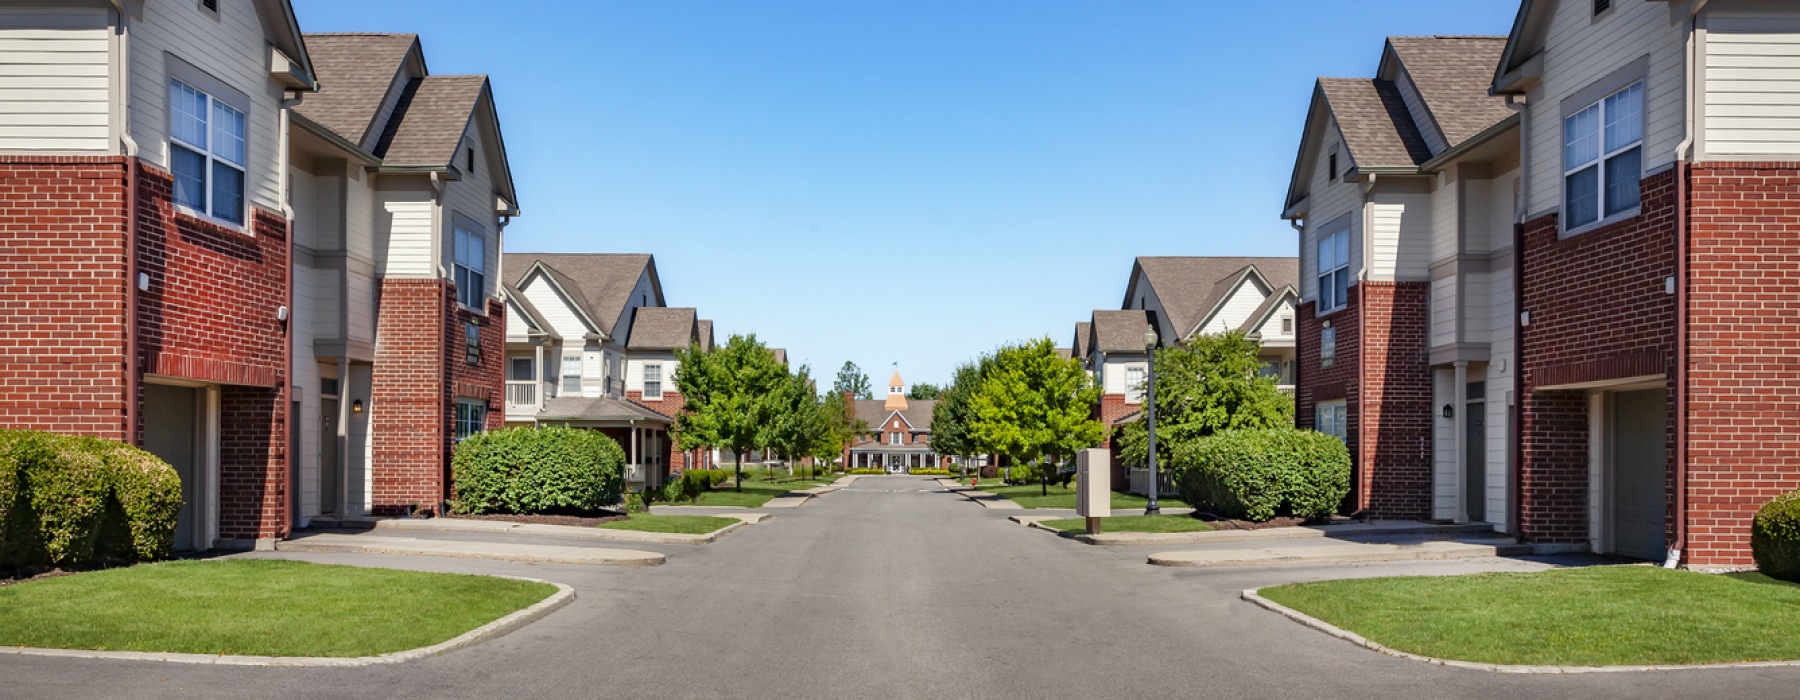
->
[1388,34,1507,40]
[304,32,418,38]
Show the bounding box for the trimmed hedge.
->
[1753,490,1800,583]
[1168,428,1351,522]
[450,427,625,515]
[1,430,182,569]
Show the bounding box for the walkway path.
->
[4,475,1796,699]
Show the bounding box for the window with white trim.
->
[454,224,486,309]
[1563,81,1642,231]
[168,78,246,225]
[1316,228,1349,312]
[454,399,487,442]
[643,363,663,400]
[1316,400,1347,442]
[561,354,582,394]
[890,432,901,446]
[1124,366,1145,404]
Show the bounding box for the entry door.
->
[1610,389,1668,560]
[143,384,201,550]
[320,398,339,515]
[1466,399,1486,522]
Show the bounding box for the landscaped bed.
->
[1037,514,1213,533]
[1258,566,1800,667]
[959,478,1189,510]
[598,514,739,534]
[690,473,837,508]
[0,559,556,657]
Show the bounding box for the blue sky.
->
[294,0,1521,389]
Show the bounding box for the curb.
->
[1076,522,1500,547]
[375,516,754,544]
[276,537,665,567]
[1147,540,1528,568]
[0,577,575,667]
[1241,588,1800,673]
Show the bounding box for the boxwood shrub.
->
[1168,428,1351,522]
[450,426,625,515]
[1,430,182,569]
[1752,490,1800,583]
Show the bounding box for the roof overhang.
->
[1282,82,1335,219]
[1491,0,1550,95]
[290,112,382,166]
[256,0,317,92]
[520,262,605,338]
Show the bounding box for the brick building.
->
[844,372,958,473]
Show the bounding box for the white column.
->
[1453,361,1468,524]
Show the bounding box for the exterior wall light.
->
[352,399,364,414]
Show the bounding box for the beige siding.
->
[377,195,435,277]
[1199,279,1269,335]
[1431,275,1457,348]
[1300,118,1364,308]
[1701,10,1800,158]
[128,0,287,212]
[1432,369,1457,520]
[1367,192,1432,281]
[0,4,112,152]
[1462,270,1492,343]
[1430,171,1459,261]
[626,355,679,394]
[1522,0,1687,216]
[610,271,658,344]
[519,275,589,342]
[1100,357,1148,401]
[440,114,501,306]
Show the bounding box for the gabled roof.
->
[1240,285,1299,336]
[1492,0,1551,95]
[1073,322,1092,360]
[770,348,788,366]
[696,320,715,352]
[1055,347,1072,360]
[294,33,420,149]
[627,307,698,350]
[376,74,488,166]
[1090,309,1155,355]
[1384,37,1512,147]
[1318,77,1434,169]
[537,396,671,424]
[503,282,557,339]
[505,253,659,339]
[853,399,937,432]
[1124,257,1299,342]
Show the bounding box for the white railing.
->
[506,380,544,414]
[1128,468,1179,498]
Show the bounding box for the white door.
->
[143,384,202,550]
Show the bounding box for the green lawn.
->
[691,472,838,508]
[0,559,556,657]
[1038,514,1212,533]
[959,478,1188,510]
[599,513,738,534]
[1259,566,1800,667]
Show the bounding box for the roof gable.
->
[294,33,421,150]
[1381,36,1513,148]
[1240,286,1299,336]
[506,253,659,339]
[627,307,698,350]
[1125,257,1299,343]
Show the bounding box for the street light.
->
[1144,324,1160,516]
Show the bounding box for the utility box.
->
[1076,448,1111,521]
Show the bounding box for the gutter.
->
[1505,93,1529,540]
[117,10,139,446]
[280,92,302,537]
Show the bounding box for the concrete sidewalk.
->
[1012,516,1500,546]
[276,533,665,566]
[1146,537,1530,568]
[371,512,768,544]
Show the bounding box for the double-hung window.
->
[1316,401,1347,442]
[1124,366,1145,404]
[453,400,487,442]
[1563,81,1643,231]
[454,224,486,310]
[890,432,901,446]
[168,78,247,225]
[561,355,582,394]
[1316,228,1350,312]
[643,363,663,400]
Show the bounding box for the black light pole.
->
[1144,325,1161,516]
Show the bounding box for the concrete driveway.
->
[4,474,1796,699]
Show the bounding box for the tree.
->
[811,391,866,478]
[674,334,788,490]
[764,365,824,473]
[906,382,945,400]
[968,338,1106,494]
[930,359,989,477]
[833,361,874,400]
[1113,331,1295,466]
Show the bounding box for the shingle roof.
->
[1239,286,1298,335]
[627,307,697,350]
[1318,77,1433,168]
[505,253,656,338]
[770,348,788,366]
[377,74,488,167]
[1091,309,1155,354]
[853,399,937,432]
[696,320,714,352]
[1131,257,1299,340]
[537,395,671,424]
[1055,347,1072,360]
[1073,322,1092,360]
[294,33,417,148]
[1388,36,1512,148]
[503,283,557,339]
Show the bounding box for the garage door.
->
[1610,389,1667,561]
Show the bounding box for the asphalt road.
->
[5,475,1799,699]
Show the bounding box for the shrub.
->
[913,468,951,476]
[451,427,625,515]
[1,430,182,569]
[1753,490,1800,583]
[1168,428,1351,522]
[847,469,885,475]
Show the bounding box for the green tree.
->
[906,382,945,400]
[811,390,866,478]
[930,358,989,476]
[765,365,824,472]
[1113,331,1295,466]
[833,361,873,400]
[674,334,788,490]
[968,338,1106,494]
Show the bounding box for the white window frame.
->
[1559,61,1647,237]
[1316,400,1347,442]
[453,399,487,442]
[561,354,582,394]
[167,76,248,227]
[1316,227,1350,313]
[1124,366,1146,405]
[643,363,663,400]
[890,432,901,446]
[453,221,487,311]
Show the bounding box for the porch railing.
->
[506,380,547,415]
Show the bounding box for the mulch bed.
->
[445,512,628,527]
[1191,515,1346,531]
[1,567,87,589]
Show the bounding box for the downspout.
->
[1288,218,1307,431]
[1505,93,1529,539]
[279,93,301,536]
[1357,174,1377,515]
[1668,11,1700,570]
[116,9,139,446]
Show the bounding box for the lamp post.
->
[1144,324,1160,516]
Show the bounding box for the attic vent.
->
[466,147,476,174]
[1328,152,1339,182]
[1593,0,1610,15]
[201,0,218,11]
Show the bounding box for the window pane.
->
[169,80,207,148]
[1318,274,1334,310]
[1604,83,1643,153]
[468,271,484,307]
[171,145,206,210]
[1334,268,1349,305]
[1316,237,1330,271]
[212,100,246,166]
[1565,166,1600,228]
[1564,104,1599,169]
[1604,147,1641,217]
[211,162,244,224]
[1333,231,1349,268]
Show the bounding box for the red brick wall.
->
[1685,162,1800,567]
[1517,169,1677,547]
[0,156,131,439]
[1357,281,1432,520]
[1297,293,1362,510]
[628,389,706,470]
[1097,393,1136,490]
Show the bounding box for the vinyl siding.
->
[128,0,287,212]
[1432,368,1457,520]
[1300,119,1364,308]
[1701,9,1800,158]
[1199,279,1270,335]
[1367,191,1432,281]
[519,274,590,342]
[1431,275,1457,348]
[377,194,435,276]
[0,4,111,152]
[441,113,501,307]
[1523,0,1687,216]
[1101,358,1148,401]
[626,355,679,394]
[610,271,658,343]
[1430,170,1459,261]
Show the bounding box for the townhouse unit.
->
[286,32,518,522]
[503,253,714,487]
[1282,36,1520,529]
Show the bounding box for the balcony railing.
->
[506,380,549,416]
